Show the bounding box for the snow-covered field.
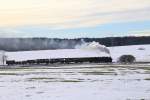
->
[109,44,150,62]
[0,64,150,100]
[3,44,150,63]
[5,41,110,62]
[1,40,150,100]
[0,44,150,100]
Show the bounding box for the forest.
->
[0,36,150,51]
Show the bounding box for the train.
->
[2,42,112,65]
[6,57,112,65]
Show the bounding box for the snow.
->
[5,42,110,62]
[0,64,150,100]
[109,44,150,62]
[4,44,150,63]
[1,43,150,100]
[6,49,110,61]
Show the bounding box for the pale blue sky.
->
[0,0,150,38]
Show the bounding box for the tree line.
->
[0,36,150,51]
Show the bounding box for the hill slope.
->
[109,44,150,62]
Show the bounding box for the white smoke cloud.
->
[75,41,110,54]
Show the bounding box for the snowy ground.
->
[109,44,150,62]
[0,44,150,100]
[5,41,110,62]
[0,64,150,100]
[3,44,150,63]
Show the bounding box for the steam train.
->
[6,57,112,65]
[5,42,112,65]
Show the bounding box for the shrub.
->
[118,55,136,63]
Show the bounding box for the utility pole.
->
[1,51,6,66]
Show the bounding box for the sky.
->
[0,0,150,38]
